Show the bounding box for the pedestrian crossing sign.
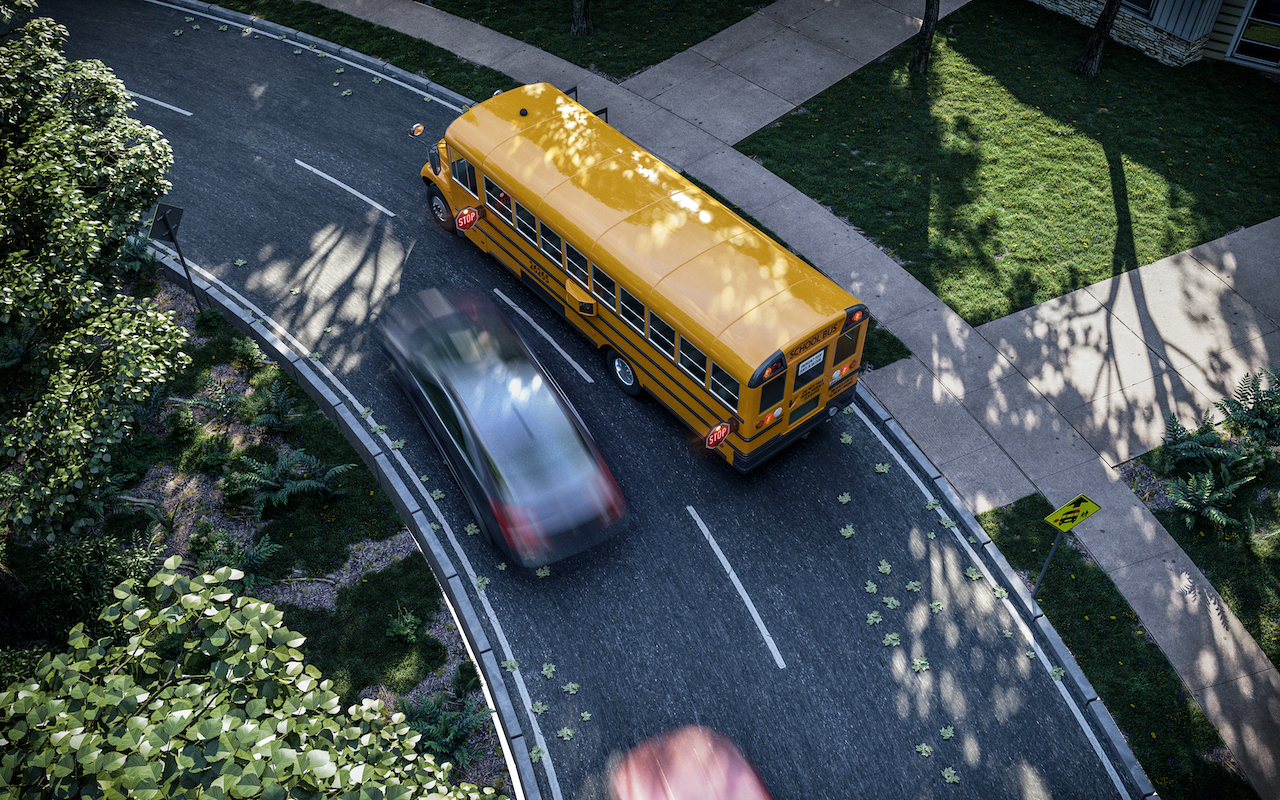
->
[1045,494,1101,532]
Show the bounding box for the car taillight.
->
[490,499,552,559]
[594,458,626,527]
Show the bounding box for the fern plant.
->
[1165,468,1254,531]
[190,526,281,593]
[233,449,355,510]
[250,378,299,433]
[1215,366,1280,445]
[1161,411,1232,475]
[397,691,494,771]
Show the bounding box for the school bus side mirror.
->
[410,123,425,137]
[567,282,595,316]
[428,146,441,176]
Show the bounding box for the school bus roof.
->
[447,84,855,377]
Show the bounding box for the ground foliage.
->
[980,495,1257,800]
[738,0,1280,326]
[0,557,500,798]
[0,1,188,549]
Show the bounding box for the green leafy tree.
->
[0,556,502,798]
[0,0,188,551]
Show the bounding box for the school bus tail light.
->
[841,304,868,333]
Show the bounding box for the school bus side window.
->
[678,336,707,384]
[710,363,739,412]
[591,264,617,309]
[485,178,513,224]
[515,202,537,244]
[450,151,478,197]
[649,312,676,360]
[539,222,563,264]
[619,286,645,334]
[759,373,785,412]
[564,243,589,287]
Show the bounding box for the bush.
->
[398,691,494,771]
[1216,366,1280,445]
[386,607,424,644]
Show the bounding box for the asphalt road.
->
[43,1,1135,797]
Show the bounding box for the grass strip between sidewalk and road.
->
[737,0,1280,327]
[980,494,1258,800]
[216,0,519,99]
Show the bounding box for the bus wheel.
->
[427,186,455,232]
[607,349,642,397]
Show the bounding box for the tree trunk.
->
[909,0,941,75]
[1072,0,1124,77]
[572,0,592,36]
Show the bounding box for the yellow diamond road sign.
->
[1045,494,1101,532]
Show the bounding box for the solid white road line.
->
[686,505,787,670]
[493,289,594,384]
[127,90,193,116]
[294,159,396,217]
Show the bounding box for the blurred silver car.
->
[381,288,625,567]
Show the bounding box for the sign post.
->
[1033,494,1102,598]
[147,202,202,313]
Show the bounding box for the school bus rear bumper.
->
[730,382,859,473]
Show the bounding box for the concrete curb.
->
[149,243,540,800]
[853,383,1157,799]
[151,0,478,109]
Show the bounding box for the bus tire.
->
[607,349,642,397]
[427,186,455,233]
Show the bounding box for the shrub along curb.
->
[853,383,1158,799]
[148,240,541,800]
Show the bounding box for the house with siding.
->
[1026,0,1280,72]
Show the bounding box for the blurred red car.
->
[610,726,773,800]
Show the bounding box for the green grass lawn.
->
[981,495,1258,800]
[427,0,756,81]
[737,0,1280,326]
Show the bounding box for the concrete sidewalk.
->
[315,0,1280,793]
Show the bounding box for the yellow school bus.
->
[412,83,868,472]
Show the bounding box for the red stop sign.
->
[456,207,480,231]
[706,422,731,449]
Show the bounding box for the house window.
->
[1122,0,1154,15]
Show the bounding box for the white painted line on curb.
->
[149,244,563,800]
[847,400,1127,798]
[141,0,467,112]
[294,159,395,217]
[686,505,786,670]
[127,90,193,116]
[493,288,594,384]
